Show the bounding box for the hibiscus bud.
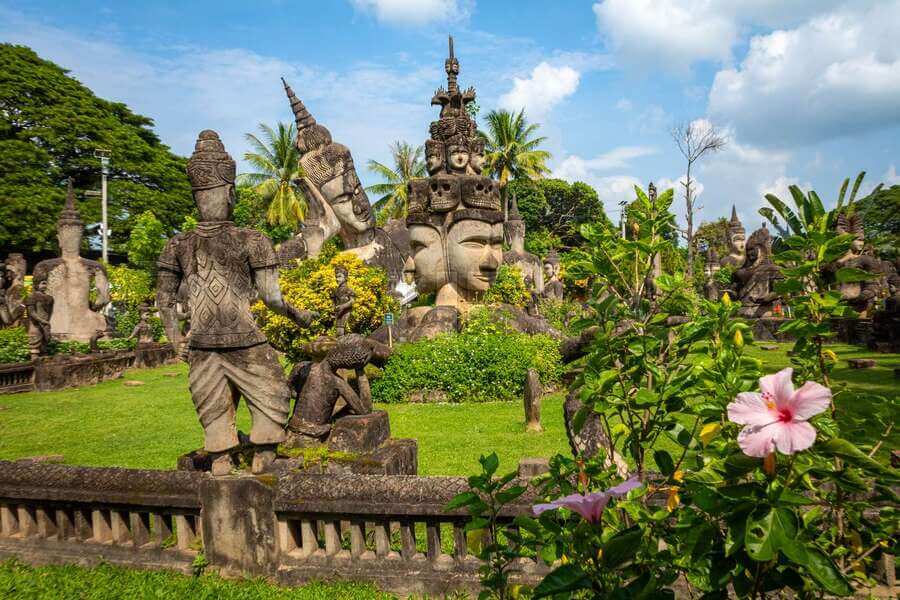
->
[763,452,776,475]
[733,329,744,348]
[823,349,838,362]
[722,292,731,306]
[666,488,680,512]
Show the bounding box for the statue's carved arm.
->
[254,266,318,327]
[157,270,185,356]
[333,374,369,415]
[91,268,111,312]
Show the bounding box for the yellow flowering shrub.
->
[254,247,398,362]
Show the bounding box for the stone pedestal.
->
[327,411,391,452]
[199,476,278,577]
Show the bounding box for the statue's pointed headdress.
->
[58,178,83,227]
[282,77,316,134]
[507,193,522,222]
[729,205,745,235]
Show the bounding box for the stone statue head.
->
[57,179,84,257]
[186,130,237,222]
[446,210,503,297]
[543,250,561,280]
[334,264,348,286]
[425,140,444,175]
[836,211,865,254]
[5,254,25,281]
[745,225,772,266]
[446,139,470,174]
[728,205,746,255]
[504,195,525,252]
[468,138,486,175]
[405,218,447,295]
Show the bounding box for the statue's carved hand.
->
[290,306,318,328]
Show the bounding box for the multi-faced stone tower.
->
[404,37,504,310]
[32,180,110,342]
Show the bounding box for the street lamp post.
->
[94,149,111,263]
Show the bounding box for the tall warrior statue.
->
[157,130,316,476]
[32,180,110,342]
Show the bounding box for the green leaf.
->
[654,450,675,476]
[480,453,500,477]
[495,485,527,505]
[745,507,796,561]
[835,267,879,283]
[781,540,854,596]
[634,389,659,407]
[445,491,481,511]
[464,517,490,532]
[532,563,592,598]
[819,438,899,482]
[601,526,643,568]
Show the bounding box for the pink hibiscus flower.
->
[727,367,831,457]
[533,477,641,523]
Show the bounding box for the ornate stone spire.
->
[431,35,476,118]
[282,77,316,134]
[58,178,83,227]
[507,194,522,222]
[729,205,745,234]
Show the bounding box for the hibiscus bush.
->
[449,185,897,598]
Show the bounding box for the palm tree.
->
[480,109,552,209]
[365,141,427,222]
[238,122,306,228]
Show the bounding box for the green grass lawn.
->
[0,343,896,476]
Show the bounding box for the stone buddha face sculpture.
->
[425,140,444,176]
[406,222,447,294]
[188,129,238,221]
[446,142,470,174]
[446,216,503,297]
[194,187,235,221]
[730,230,746,255]
[319,155,373,235]
[58,221,83,258]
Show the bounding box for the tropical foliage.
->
[508,178,609,250]
[126,211,167,274]
[480,109,551,206]
[483,264,530,308]
[365,141,426,222]
[0,44,192,253]
[238,122,306,228]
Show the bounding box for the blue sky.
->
[2,0,899,229]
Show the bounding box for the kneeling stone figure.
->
[157,130,316,476]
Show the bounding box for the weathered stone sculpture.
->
[704,248,721,301]
[32,180,110,342]
[828,212,883,316]
[279,79,408,288]
[503,195,543,294]
[734,224,783,317]
[720,206,747,270]
[128,303,156,345]
[541,250,564,301]
[332,265,355,336]
[0,254,26,327]
[523,368,543,432]
[156,130,316,476]
[287,334,390,443]
[404,37,504,311]
[24,277,53,359]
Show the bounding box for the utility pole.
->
[94,149,111,263]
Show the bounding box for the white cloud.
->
[884,165,900,186]
[349,0,470,26]
[499,62,580,119]
[552,146,658,214]
[708,1,900,146]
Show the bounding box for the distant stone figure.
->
[704,249,721,301]
[332,265,355,337]
[24,277,53,359]
[523,369,543,432]
[156,130,316,476]
[0,254,26,328]
[734,224,783,317]
[720,206,747,269]
[503,194,543,295]
[541,250,564,301]
[828,211,883,316]
[32,180,110,342]
[128,303,156,345]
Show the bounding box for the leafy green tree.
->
[0,44,192,253]
[238,122,306,228]
[855,184,900,256]
[233,185,294,244]
[480,109,551,209]
[507,178,609,249]
[365,141,426,222]
[126,211,167,274]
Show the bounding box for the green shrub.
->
[107,264,155,308]
[537,297,586,336]
[372,307,562,403]
[114,307,164,341]
[483,264,529,307]
[0,327,29,364]
[255,246,398,362]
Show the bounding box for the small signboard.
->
[384,313,394,325]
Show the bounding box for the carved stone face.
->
[851,238,864,253]
[322,162,373,233]
[447,144,469,174]
[446,219,503,295]
[36,279,48,293]
[425,143,444,175]
[730,232,746,254]
[469,152,485,174]
[195,185,236,222]
[335,269,347,286]
[407,224,446,294]
[746,246,760,265]
[58,224,83,256]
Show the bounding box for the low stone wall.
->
[0,343,175,395]
[0,460,545,596]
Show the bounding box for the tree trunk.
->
[685,162,695,280]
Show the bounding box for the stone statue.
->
[720,206,747,269]
[828,212,883,316]
[127,303,156,345]
[156,130,317,476]
[524,274,540,317]
[541,250,564,301]
[883,259,900,314]
[287,334,391,443]
[704,248,721,301]
[24,276,53,359]
[734,224,783,317]
[404,37,504,311]
[332,265,355,336]
[32,180,110,342]
[0,254,26,327]
[278,79,408,289]
[503,194,543,294]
